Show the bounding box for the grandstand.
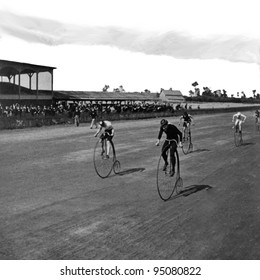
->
[0,59,185,106]
[0,59,55,105]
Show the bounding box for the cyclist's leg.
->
[162,141,170,168]
[105,131,114,158]
[234,120,239,132]
[187,122,191,136]
[183,122,187,139]
[106,136,113,157]
[106,139,110,156]
[100,134,105,155]
[238,120,242,133]
[170,141,177,176]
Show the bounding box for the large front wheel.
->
[157,145,181,201]
[182,129,191,154]
[234,131,242,147]
[93,139,115,178]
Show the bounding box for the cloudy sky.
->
[0,0,260,96]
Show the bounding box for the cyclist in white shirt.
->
[94,120,114,158]
[232,112,246,133]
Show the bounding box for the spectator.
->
[89,107,98,129]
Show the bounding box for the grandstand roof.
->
[0,59,56,76]
[53,90,159,101]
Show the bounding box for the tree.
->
[189,90,194,97]
[222,89,227,98]
[241,91,246,98]
[118,85,125,92]
[102,85,109,92]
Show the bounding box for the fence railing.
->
[0,105,258,130]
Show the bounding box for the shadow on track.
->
[191,148,210,154]
[241,142,255,146]
[169,184,213,200]
[116,167,146,176]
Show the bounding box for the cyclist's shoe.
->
[162,163,168,171]
[101,150,105,156]
[105,155,110,159]
[170,170,175,177]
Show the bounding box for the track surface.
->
[0,111,260,260]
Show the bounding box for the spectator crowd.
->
[0,100,176,119]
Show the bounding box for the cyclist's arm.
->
[156,128,163,145]
[242,115,246,121]
[94,127,102,137]
[176,127,183,142]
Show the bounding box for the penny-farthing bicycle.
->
[156,140,183,201]
[93,135,121,178]
[182,125,193,154]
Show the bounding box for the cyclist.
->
[156,119,182,177]
[94,120,114,158]
[254,109,260,124]
[179,111,193,140]
[232,112,246,133]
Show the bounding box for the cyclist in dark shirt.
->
[254,109,260,124]
[156,119,182,176]
[179,111,193,139]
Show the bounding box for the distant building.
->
[159,88,185,104]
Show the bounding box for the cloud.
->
[1,10,260,64]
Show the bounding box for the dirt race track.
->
[0,110,260,260]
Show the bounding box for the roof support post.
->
[36,71,39,99]
[28,73,34,91]
[51,70,54,98]
[18,72,21,100]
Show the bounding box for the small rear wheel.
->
[113,160,121,174]
[175,177,183,194]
